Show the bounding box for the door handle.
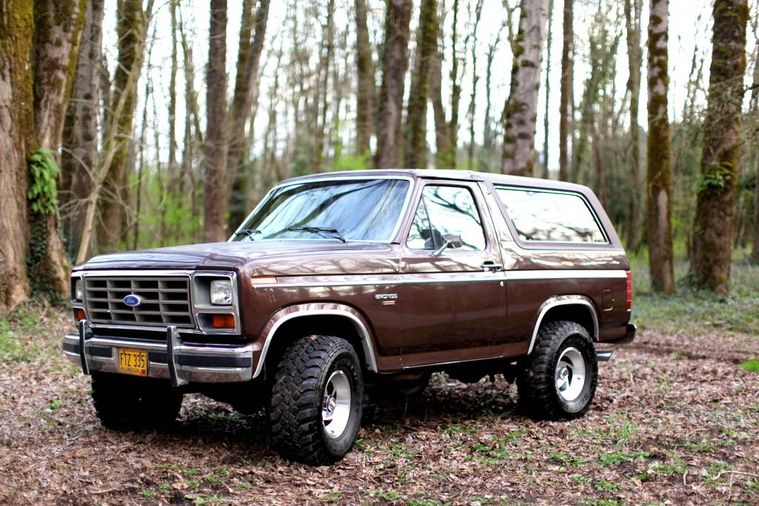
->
[481,261,504,272]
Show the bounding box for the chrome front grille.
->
[84,276,194,328]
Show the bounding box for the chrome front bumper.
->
[62,321,254,385]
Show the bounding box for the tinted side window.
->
[496,187,607,243]
[407,185,486,251]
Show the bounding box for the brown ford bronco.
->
[63,169,635,464]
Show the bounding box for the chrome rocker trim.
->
[63,323,253,384]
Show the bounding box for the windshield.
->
[231,178,410,242]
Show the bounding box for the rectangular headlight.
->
[73,279,83,301]
[210,279,233,305]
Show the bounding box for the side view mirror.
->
[433,233,463,256]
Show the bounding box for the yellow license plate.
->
[117,348,148,376]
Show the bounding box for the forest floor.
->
[0,262,758,505]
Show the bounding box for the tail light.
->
[625,271,633,311]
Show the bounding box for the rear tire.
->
[270,335,363,465]
[517,321,597,420]
[91,372,183,430]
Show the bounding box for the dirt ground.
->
[0,309,757,505]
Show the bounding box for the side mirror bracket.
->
[433,233,463,256]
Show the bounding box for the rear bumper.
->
[607,323,637,345]
[62,322,253,384]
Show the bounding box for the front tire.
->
[517,321,598,420]
[91,372,183,430]
[270,335,363,465]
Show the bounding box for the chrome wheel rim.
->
[322,370,351,439]
[555,347,586,402]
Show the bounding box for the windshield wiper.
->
[233,228,261,240]
[285,226,346,243]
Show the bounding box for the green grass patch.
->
[593,480,620,492]
[630,255,759,335]
[741,359,759,373]
[0,303,49,363]
[599,450,650,466]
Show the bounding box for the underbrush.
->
[0,301,64,362]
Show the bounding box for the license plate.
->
[117,348,148,376]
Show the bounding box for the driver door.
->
[396,182,507,361]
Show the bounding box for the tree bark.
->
[203,0,228,243]
[501,0,550,176]
[403,0,438,169]
[751,42,759,264]
[645,0,675,293]
[29,0,85,298]
[445,0,462,169]
[61,0,104,259]
[374,0,412,169]
[429,48,450,169]
[311,0,336,172]
[624,0,643,250]
[467,0,484,171]
[226,0,271,233]
[354,0,374,156]
[96,0,148,252]
[690,0,749,292]
[540,0,553,179]
[558,0,572,180]
[0,0,34,309]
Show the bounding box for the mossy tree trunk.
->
[403,0,438,169]
[96,0,148,252]
[374,0,412,169]
[501,0,550,176]
[690,0,749,293]
[558,0,573,181]
[226,0,271,234]
[0,0,35,310]
[624,0,643,251]
[354,0,375,157]
[444,0,462,169]
[61,0,104,259]
[750,30,759,264]
[29,0,85,298]
[646,0,675,293]
[203,0,228,243]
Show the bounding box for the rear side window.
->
[496,187,607,244]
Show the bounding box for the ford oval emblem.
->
[123,294,143,307]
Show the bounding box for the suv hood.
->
[77,240,398,276]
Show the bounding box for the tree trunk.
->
[96,0,148,252]
[374,0,412,169]
[501,0,550,176]
[203,0,228,243]
[61,0,104,259]
[226,0,271,233]
[29,0,85,298]
[624,0,643,250]
[482,25,503,157]
[750,33,759,263]
[429,48,450,169]
[690,0,749,293]
[403,0,438,169]
[354,0,374,156]
[466,0,484,171]
[445,0,462,169]
[645,0,675,293]
[558,0,572,180]
[541,0,553,179]
[0,0,34,309]
[312,0,336,172]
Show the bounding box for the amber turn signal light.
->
[75,308,86,321]
[210,314,236,329]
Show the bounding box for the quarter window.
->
[407,185,486,251]
[496,187,607,243]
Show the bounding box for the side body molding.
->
[253,303,378,379]
[527,295,599,354]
